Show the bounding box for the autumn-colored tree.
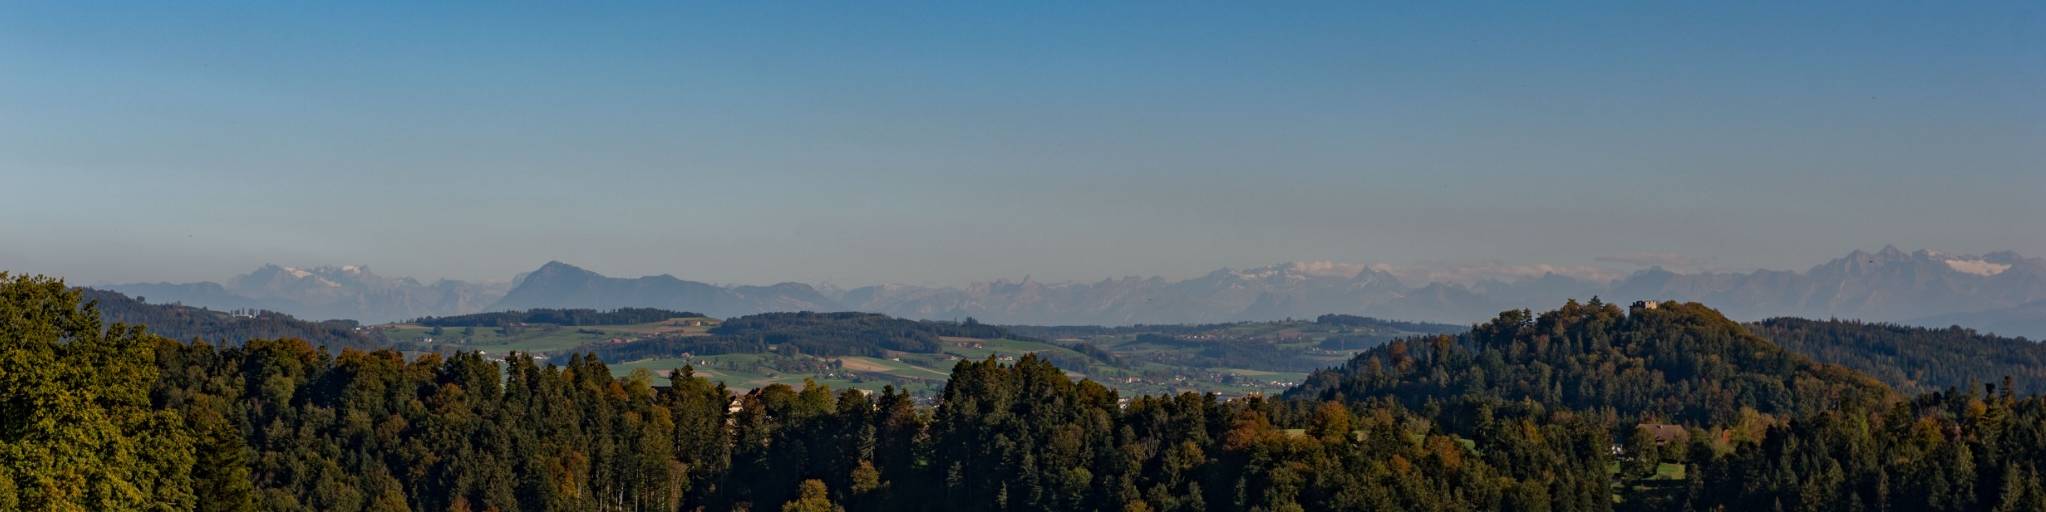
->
[0,273,195,510]
[784,479,844,512]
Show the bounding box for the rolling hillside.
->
[1288,299,1895,427]
[79,287,382,349]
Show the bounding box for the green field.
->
[379,319,1020,395]
[1608,461,1688,481]
[372,316,1437,398]
[597,352,943,394]
[590,335,1166,396]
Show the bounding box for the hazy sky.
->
[2,1,2041,286]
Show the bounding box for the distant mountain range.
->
[1613,247,2046,327]
[104,247,2046,339]
[108,265,509,324]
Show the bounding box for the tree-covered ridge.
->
[412,307,705,327]
[713,312,1027,344]
[1312,313,1466,332]
[148,344,1611,512]
[922,357,1615,511]
[6,273,1608,511]
[81,287,381,349]
[16,273,2046,511]
[1750,317,2046,395]
[1290,299,1895,426]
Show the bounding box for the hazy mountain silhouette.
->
[101,248,2046,338]
[490,261,836,318]
[491,249,2046,337]
[108,264,508,324]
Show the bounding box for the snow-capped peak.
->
[1945,258,2012,277]
[1223,261,1371,282]
[1282,261,1370,278]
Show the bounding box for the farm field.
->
[370,312,1461,399]
[378,316,716,357]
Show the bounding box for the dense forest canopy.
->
[1289,299,1895,427]
[8,274,2046,511]
[2,277,194,510]
[1751,317,2046,395]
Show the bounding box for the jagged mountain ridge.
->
[1611,246,2046,329]
[495,248,2046,337]
[107,264,510,324]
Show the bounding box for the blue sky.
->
[2,1,2041,286]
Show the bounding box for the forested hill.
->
[14,273,2046,510]
[1287,300,1894,426]
[414,307,703,327]
[78,287,380,349]
[1750,317,2046,395]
